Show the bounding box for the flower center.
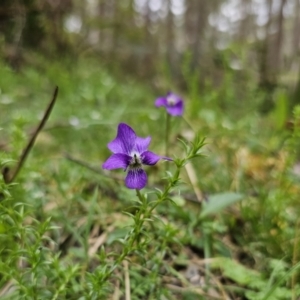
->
[166,95,177,106]
[129,152,142,169]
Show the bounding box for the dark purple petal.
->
[166,100,184,116]
[125,168,147,189]
[155,97,168,107]
[107,123,136,154]
[135,136,151,153]
[141,151,161,166]
[102,153,131,170]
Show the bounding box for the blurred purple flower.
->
[102,123,164,189]
[155,92,184,116]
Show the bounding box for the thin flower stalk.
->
[155,92,184,169]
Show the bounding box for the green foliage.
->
[211,258,300,299]
[273,89,289,130]
[0,55,300,299]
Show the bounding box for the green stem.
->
[105,189,146,280]
[135,188,144,203]
[149,165,181,213]
[203,228,211,286]
[165,112,171,162]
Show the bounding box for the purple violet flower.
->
[102,123,163,190]
[155,92,184,116]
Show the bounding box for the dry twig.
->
[3,86,59,183]
[123,260,131,300]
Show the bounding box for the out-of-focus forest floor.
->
[1,55,300,299]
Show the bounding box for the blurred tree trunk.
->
[165,0,176,78]
[285,0,300,71]
[257,0,276,113]
[40,0,73,55]
[98,0,106,51]
[112,0,119,59]
[0,0,43,67]
[142,0,155,76]
[0,0,15,43]
[1,0,26,68]
[272,0,287,73]
[293,0,300,56]
[98,0,115,54]
[98,0,115,56]
[185,0,207,71]
[237,0,251,42]
[259,0,272,85]
[292,0,300,105]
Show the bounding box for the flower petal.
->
[102,153,131,170]
[125,169,147,189]
[135,136,151,153]
[142,151,161,165]
[108,123,136,154]
[155,97,168,107]
[166,100,184,116]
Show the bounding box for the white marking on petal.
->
[166,94,178,106]
[129,152,143,169]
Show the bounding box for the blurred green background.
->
[1,0,299,113]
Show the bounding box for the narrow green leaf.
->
[200,192,244,218]
[211,257,263,286]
